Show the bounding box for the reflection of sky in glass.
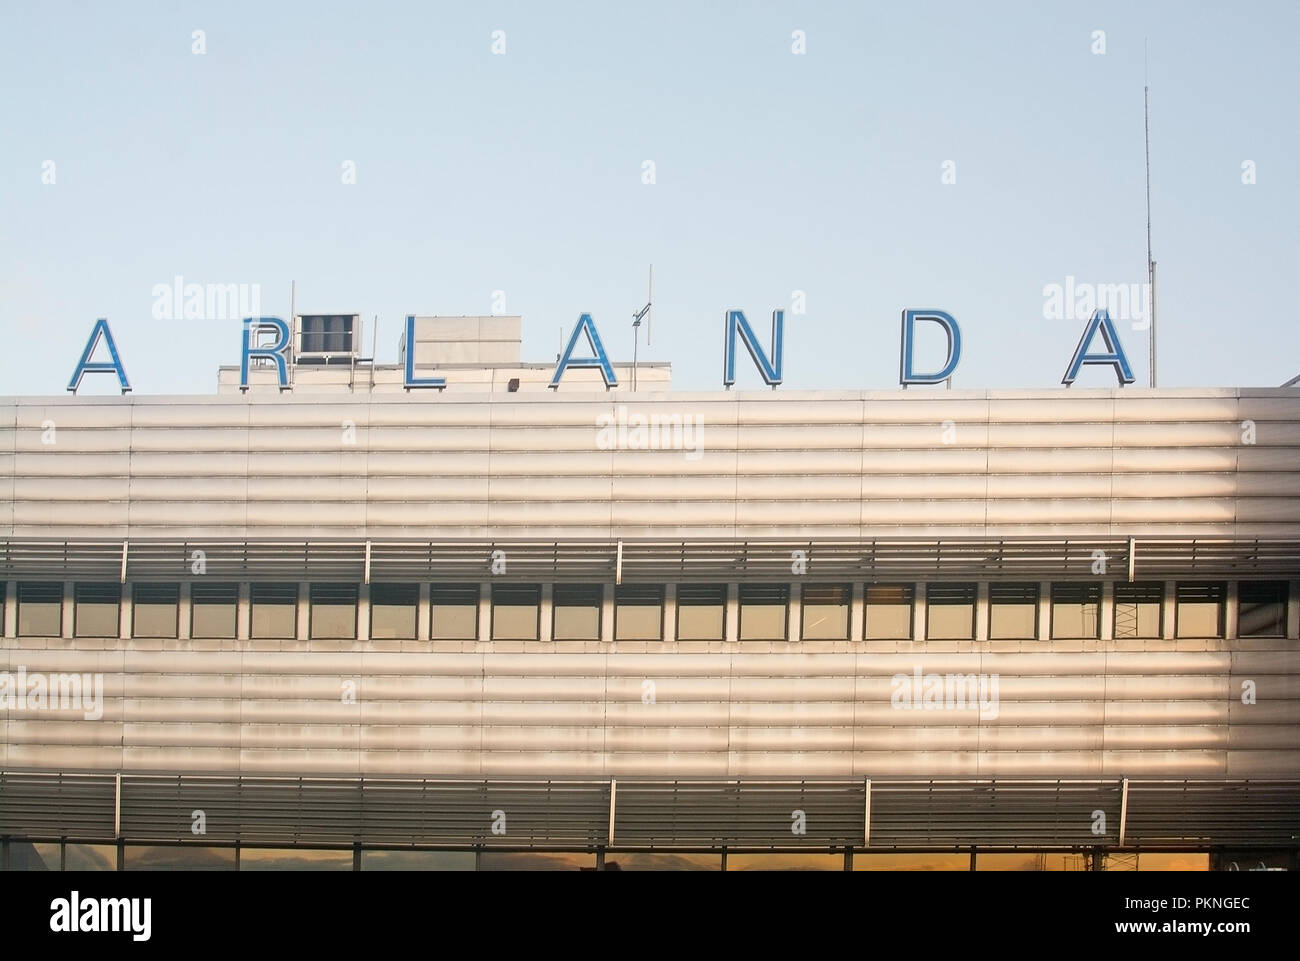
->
[361,849,475,871]
[726,853,842,871]
[239,848,352,871]
[125,845,236,870]
[63,843,117,871]
[606,852,720,871]
[478,851,594,871]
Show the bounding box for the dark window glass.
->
[865,584,913,639]
[1238,581,1287,638]
[492,585,540,640]
[191,582,238,638]
[801,584,849,640]
[676,583,726,640]
[1176,582,1225,638]
[553,584,602,641]
[1051,583,1100,639]
[926,583,975,640]
[370,583,418,640]
[251,583,297,639]
[432,584,479,640]
[615,584,664,641]
[989,582,1038,640]
[310,583,357,639]
[1114,581,1163,638]
[18,581,63,636]
[739,583,788,641]
[133,583,179,638]
[74,583,120,638]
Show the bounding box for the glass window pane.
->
[1051,583,1100,639]
[989,583,1038,640]
[676,584,725,640]
[477,851,594,871]
[238,848,352,871]
[360,849,475,871]
[865,584,913,639]
[18,582,63,636]
[492,585,539,640]
[251,583,297,639]
[75,583,120,638]
[370,583,417,639]
[553,584,601,641]
[739,584,788,641]
[801,584,848,640]
[124,845,236,870]
[615,584,663,640]
[309,583,357,639]
[432,584,479,640]
[132,583,179,638]
[606,852,721,871]
[191,582,238,638]
[1239,581,1286,637]
[1114,582,1162,638]
[1176,582,1224,638]
[926,583,975,640]
[64,843,117,871]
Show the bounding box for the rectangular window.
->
[1114,582,1163,638]
[309,583,357,639]
[74,583,120,638]
[250,583,297,639]
[676,583,726,641]
[1238,581,1287,638]
[553,584,602,641]
[739,583,789,641]
[864,584,913,639]
[370,583,418,640]
[989,582,1038,640]
[132,583,179,638]
[191,582,238,638]
[615,584,664,641]
[18,582,63,636]
[432,584,479,640]
[1176,582,1225,638]
[1051,583,1100,639]
[492,585,540,640]
[801,584,849,640]
[926,583,975,640]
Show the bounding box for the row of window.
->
[3,580,1289,641]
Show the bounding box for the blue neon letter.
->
[722,309,784,387]
[403,315,447,390]
[67,318,131,394]
[239,317,291,389]
[899,309,962,385]
[550,313,617,389]
[1062,309,1135,386]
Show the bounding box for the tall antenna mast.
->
[1145,42,1157,388]
[631,265,652,392]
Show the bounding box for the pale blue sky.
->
[2,0,1296,395]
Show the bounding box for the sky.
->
[1,0,1297,396]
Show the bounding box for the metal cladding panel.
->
[2,388,1298,540]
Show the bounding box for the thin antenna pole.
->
[647,264,653,346]
[1145,43,1157,388]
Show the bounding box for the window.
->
[492,585,540,640]
[432,584,479,640]
[739,583,788,641]
[370,583,418,640]
[1114,582,1162,638]
[1051,583,1100,639]
[989,583,1038,640]
[1238,581,1287,638]
[615,584,664,641]
[864,584,913,639]
[250,583,297,639]
[926,583,976,639]
[18,582,62,636]
[676,584,726,641]
[553,584,602,641]
[310,583,357,639]
[74,583,120,638]
[297,314,355,355]
[191,582,238,638]
[132,583,179,638]
[801,584,849,640]
[1176,582,1225,638]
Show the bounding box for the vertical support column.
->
[849,583,864,643]
[119,585,131,640]
[1037,581,1051,641]
[62,580,74,638]
[974,582,990,642]
[1099,581,1114,641]
[914,583,928,641]
[1224,581,1238,640]
[3,581,16,637]
[297,582,310,641]
[725,584,739,643]
[237,582,250,640]
[1118,777,1130,847]
[353,843,362,871]
[662,584,676,643]
[357,584,370,642]
[788,586,801,643]
[417,583,431,641]
[178,582,191,640]
[477,582,491,642]
[539,584,553,644]
[608,779,617,847]
[600,584,615,643]
[1289,579,1300,640]
[1161,580,1176,639]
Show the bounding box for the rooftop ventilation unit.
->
[294,314,361,366]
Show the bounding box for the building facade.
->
[2,317,1299,870]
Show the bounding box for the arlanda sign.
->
[65,308,1136,394]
